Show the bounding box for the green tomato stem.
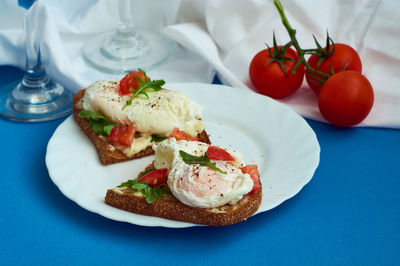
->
[273,0,330,80]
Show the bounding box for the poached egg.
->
[153,138,254,208]
[82,79,205,138]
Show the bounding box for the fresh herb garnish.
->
[118,178,170,204]
[179,150,227,174]
[151,134,167,143]
[134,132,142,139]
[78,109,117,136]
[122,69,165,110]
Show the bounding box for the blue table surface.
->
[0,65,399,265]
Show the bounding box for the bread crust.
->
[73,89,211,165]
[105,164,262,226]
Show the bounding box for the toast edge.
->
[105,187,262,226]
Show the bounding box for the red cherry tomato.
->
[119,70,147,95]
[249,47,305,99]
[108,125,136,146]
[241,165,261,194]
[306,43,362,94]
[139,168,168,187]
[206,146,235,161]
[191,136,200,141]
[168,128,189,141]
[318,71,374,127]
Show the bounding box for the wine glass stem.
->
[23,3,47,86]
[117,0,136,36]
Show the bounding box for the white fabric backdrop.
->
[0,0,215,91]
[0,0,399,128]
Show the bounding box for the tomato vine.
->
[273,0,331,85]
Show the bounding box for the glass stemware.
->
[0,0,74,122]
[83,0,173,74]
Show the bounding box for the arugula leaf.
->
[151,134,167,143]
[122,69,166,110]
[78,109,117,136]
[179,150,227,174]
[117,178,170,204]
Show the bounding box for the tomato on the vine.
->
[249,46,305,99]
[119,70,147,95]
[318,71,374,127]
[306,43,362,94]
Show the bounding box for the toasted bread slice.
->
[73,89,211,165]
[105,163,262,226]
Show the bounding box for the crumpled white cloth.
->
[1,0,399,128]
[165,0,400,128]
[0,0,215,92]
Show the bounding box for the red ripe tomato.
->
[206,146,235,161]
[318,71,374,127]
[168,128,189,141]
[119,70,147,95]
[191,136,200,141]
[139,168,168,187]
[108,125,136,146]
[306,43,362,94]
[249,47,305,99]
[241,165,261,194]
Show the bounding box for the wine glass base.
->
[83,29,173,74]
[0,80,74,123]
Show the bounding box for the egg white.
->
[82,79,205,138]
[153,139,253,208]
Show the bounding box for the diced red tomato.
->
[167,127,203,142]
[168,128,190,141]
[206,146,235,161]
[241,165,261,194]
[108,125,136,146]
[139,168,168,187]
[167,127,201,141]
[118,70,147,95]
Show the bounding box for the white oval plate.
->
[46,83,320,228]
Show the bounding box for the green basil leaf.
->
[118,179,137,188]
[134,132,142,139]
[179,150,227,174]
[78,109,118,136]
[103,125,115,136]
[151,134,167,143]
[130,180,149,191]
[117,178,169,204]
[145,185,170,204]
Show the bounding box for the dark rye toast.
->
[73,89,211,165]
[105,163,262,226]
